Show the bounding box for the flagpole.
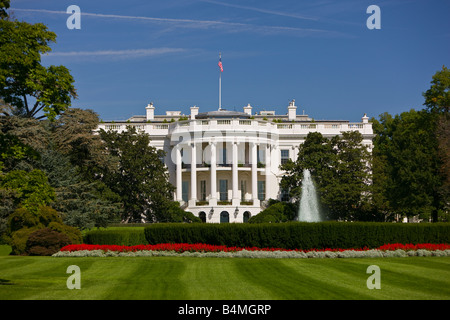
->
[219,52,222,111]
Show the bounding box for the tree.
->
[373,109,444,221]
[6,205,82,255]
[0,104,51,154]
[0,0,10,19]
[0,4,77,120]
[423,65,450,114]
[281,131,372,221]
[248,200,296,223]
[280,132,335,201]
[0,168,55,212]
[370,113,394,220]
[0,132,40,171]
[423,65,450,217]
[329,131,371,220]
[150,200,201,223]
[39,148,121,229]
[50,108,114,181]
[99,126,175,222]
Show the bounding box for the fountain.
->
[297,169,322,222]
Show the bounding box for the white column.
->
[232,141,239,205]
[265,143,271,201]
[209,142,217,206]
[293,145,299,162]
[176,145,182,202]
[190,142,197,205]
[251,142,258,204]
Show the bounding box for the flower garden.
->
[53,242,450,259]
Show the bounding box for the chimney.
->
[190,106,199,119]
[243,103,252,115]
[362,113,369,123]
[288,99,297,121]
[146,102,155,121]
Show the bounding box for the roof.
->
[196,109,250,119]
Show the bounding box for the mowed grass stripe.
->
[361,258,450,300]
[0,256,449,300]
[57,257,188,300]
[0,257,188,300]
[302,257,450,300]
[179,257,265,300]
[0,256,78,299]
[279,259,375,300]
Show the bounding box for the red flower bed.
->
[59,243,450,254]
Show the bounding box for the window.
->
[182,181,189,202]
[219,145,227,165]
[200,180,206,201]
[243,211,251,223]
[220,211,229,223]
[219,179,228,201]
[258,181,265,201]
[199,211,206,223]
[281,149,290,165]
[222,147,227,165]
[281,188,289,202]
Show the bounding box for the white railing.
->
[100,119,372,136]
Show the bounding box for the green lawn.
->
[0,245,449,300]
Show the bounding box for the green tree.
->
[248,200,296,223]
[281,131,371,221]
[329,131,371,220]
[0,106,122,230]
[99,126,175,222]
[51,108,114,181]
[423,65,449,217]
[373,109,444,221]
[0,169,55,212]
[151,200,201,223]
[6,205,82,255]
[0,0,10,19]
[423,65,450,114]
[0,3,77,120]
[0,132,40,171]
[370,113,394,220]
[39,148,121,229]
[280,132,335,201]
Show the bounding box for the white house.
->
[97,100,374,223]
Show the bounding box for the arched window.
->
[243,211,251,223]
[220,211,229,223]
[199,211,206,223]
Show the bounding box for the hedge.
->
[144,222,450,250]
[84,229,147,246]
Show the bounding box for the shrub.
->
[84,228,147,245]
[7,207,41,233]
[144,222,450,250]
[48,221,82,244]
[26,228,71,256]
[9,227,38,255]
[248,201,296,223]
[6,206,82,255]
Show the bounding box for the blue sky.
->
[8,0,450,122]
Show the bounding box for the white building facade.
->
[97,100,374,223]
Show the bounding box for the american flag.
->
[218,57,223,72]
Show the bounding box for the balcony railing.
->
[100,119,372,136]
